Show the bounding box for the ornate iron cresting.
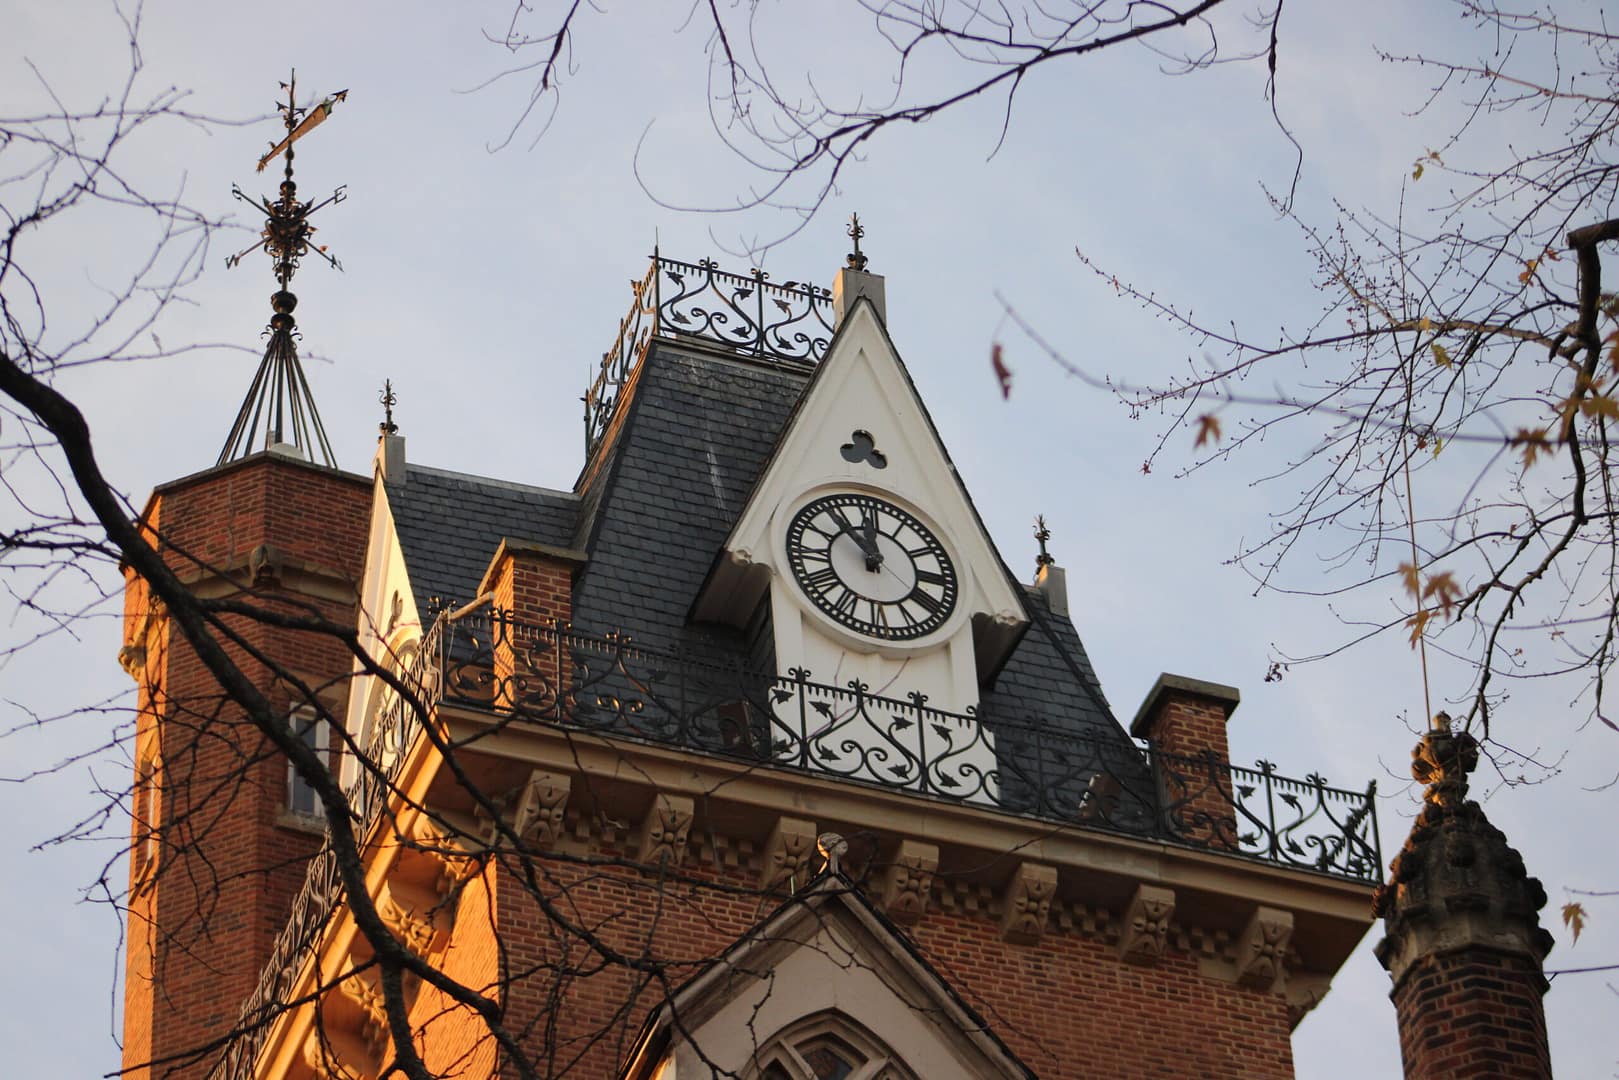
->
[211,610,1380,1078]
[432,611,1382,881]
[207,619,442,1080]
[584,253,835,456]
[217,72,348,468]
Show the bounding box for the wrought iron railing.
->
[432,612,1381,882]
[583,254,834,455]
[211,609,1380,1077]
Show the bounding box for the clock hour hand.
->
[831,506,883,571]
[857,507,883,571]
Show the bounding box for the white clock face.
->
[785,492,958,641]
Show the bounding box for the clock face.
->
[785,492,958,641]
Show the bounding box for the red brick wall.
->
[410,868,500,1079]
[488,547,576,717]
[1392,948,1551,1079]
[121,455,370,1080]
[1144,689,1232,764]
[402,853,1297,1080]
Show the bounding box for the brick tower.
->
[1374,720,1555,1078]
[119,76,372,1079]
[120,455,371,1080]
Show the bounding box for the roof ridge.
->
[403,463,579,501]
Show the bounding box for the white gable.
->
[696,297,1027,719]
[339,461,425,792]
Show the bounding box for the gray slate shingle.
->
[387,464,580,611]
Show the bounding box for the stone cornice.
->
[441,704,1374,974]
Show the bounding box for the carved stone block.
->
[1236,905,1295,990]
[338,968,388,1058]
[637,792,694,867]
[303,1027,373,1080]
[117,643,147,679]
[759,816,817,891]
[410,813,482,899]
[511,769,572,848]
[379,878,452,959]
[880,840,939,925]
[1000,862,1057,945]
[1117,884,1176,965]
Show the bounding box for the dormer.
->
[694,266,1027,720]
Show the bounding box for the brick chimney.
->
[1130,672,1240,763]
[1129,674,1242,850]
[1373,721,1554,1079]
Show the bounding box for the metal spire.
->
[217,71,348,468]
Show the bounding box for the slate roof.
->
[570,344,808,661]
[385,337,1132,749]
[387,464,580,610]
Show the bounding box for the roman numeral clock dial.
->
[785,493,959,641]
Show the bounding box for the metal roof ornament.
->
[1034,515,1055,571]
[845,213,869,271]
[379,379,399,437]
[217,72,348,468]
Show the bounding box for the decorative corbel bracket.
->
[1116,884,1175,966]
[1235,906,1294,990]
[510,769,572,848]
[117,643,147,679]
[249,542,285,587]
[337,968,389,1059]
[1000,862,1057,945]
[880,840,939,926]
[409,813,483,901]
[637,792,694,867]
[379,877,453,959]
[759,816,817,892]
[302,1026,375,1080]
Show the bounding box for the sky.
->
[0,1,1613,1076]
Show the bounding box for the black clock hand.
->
[858,507,883,571]
[830,505,882,570]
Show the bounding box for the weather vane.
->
[846,213,869,271]
[225,71,349,285]
[1034,515,1054,570]
[216,71,349,469]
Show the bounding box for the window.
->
[751,1014,915,1080]
[286,707,329,819]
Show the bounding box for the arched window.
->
[751,1013,917,1080]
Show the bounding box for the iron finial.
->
[1034,515,1055,570]
[216,72,350,470]
[379,379,399,436]
[846,213,868,271]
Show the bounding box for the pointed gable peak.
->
[621,873,1035,1080]
[697,275,1027,680]
[833,211,887,327]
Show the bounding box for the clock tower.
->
[124,229,1385,1080]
